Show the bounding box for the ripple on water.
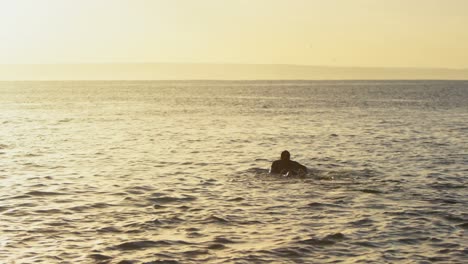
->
[25,191,67,196]
[96,226,122,233]
[110,239,192,251]
[305,202,344,209]
[297,233,346,247]
[148,195,197,204]
[34,209,63,214]
[270,246,312,258]
[349,217,374,227]
[2,81,467,263]
[202,215,230,225]
[88,253,113,261]
[356,188,385,194]
[67,202,115,213]
[227,197,245,202]
[144,260,180,264]
[112,240,170,250]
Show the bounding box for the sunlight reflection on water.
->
[0,81,467,263]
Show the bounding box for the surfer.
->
[270,150,308,176]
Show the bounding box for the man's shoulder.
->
[271,160,282,167]
[291,160,306,169]
[270,160,283,173]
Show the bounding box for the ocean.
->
[0,80,467,263]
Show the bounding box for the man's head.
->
[281,150,290,161]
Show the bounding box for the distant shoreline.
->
[2,79,468,82]
[1,63,468,81]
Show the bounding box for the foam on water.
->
[0,80,467,263]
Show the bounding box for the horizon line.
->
[2,79,468,82]
[1,62,467,71]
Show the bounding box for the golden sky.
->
[1,0,467,68]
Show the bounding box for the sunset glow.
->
[1,0,467,68]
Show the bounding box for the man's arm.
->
[293,161,308,173]
[270,161,279,174]
[300,164,308,173]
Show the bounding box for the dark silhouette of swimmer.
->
[270,150,308,175]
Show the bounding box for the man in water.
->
[270,150,308,175]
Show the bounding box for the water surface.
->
[0,81,467,263]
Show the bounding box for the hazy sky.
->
[1,0,467,68]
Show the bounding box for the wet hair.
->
[281,150,290,161]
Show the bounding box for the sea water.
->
[0,80,467,263]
